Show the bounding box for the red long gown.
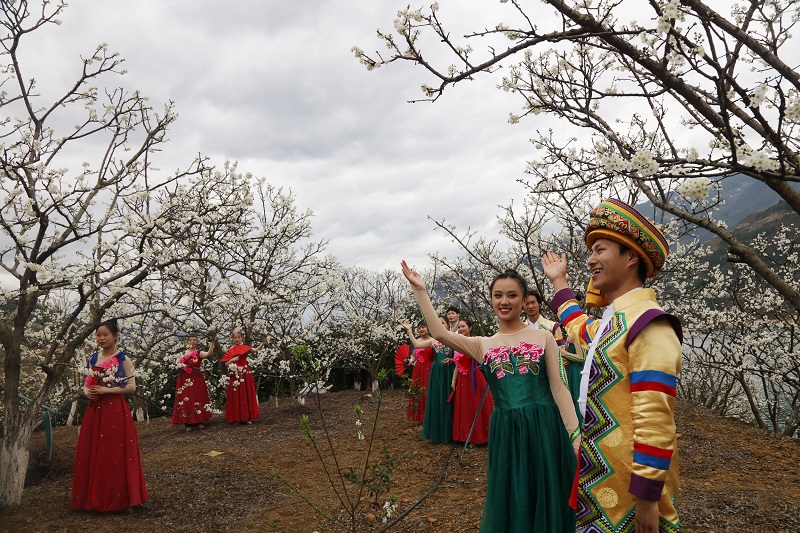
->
[71,352,148,511]
[406,346,433,421]
[223,345,260,423]
[171,351,213,425]
[452,352,494,444]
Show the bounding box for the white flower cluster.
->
[656,0,683,34]
[355,417,364,441]
[226,363,250,390]
[740,150,779,173]
[382,499,398,524]
[597,149,659,176]
[785,96,800,122]
[677,177,712,200]
[630,149,659,175]
[749,84,768,108]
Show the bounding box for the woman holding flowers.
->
[451,318,494,445]
[401,261,578,532]
[71,318,148,512]
[172,334,216,431]
[222,331,266,424]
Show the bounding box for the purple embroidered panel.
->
[626,309,683,348]
[550,287,577,313]
[629,473,665,501]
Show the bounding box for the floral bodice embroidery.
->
[483,341,544,379]
[84,352,126,388]
[433,341,453,358]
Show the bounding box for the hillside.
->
[704,199,798,258]
[2,389,799,532]
[636,173,800,247]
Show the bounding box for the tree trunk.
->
[0,422,34,508]
[66,400,78,426]
[372,380,379,392]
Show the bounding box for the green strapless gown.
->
[421,343,454,443]
[479,343,576,532]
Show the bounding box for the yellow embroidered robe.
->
[552,287,682,532]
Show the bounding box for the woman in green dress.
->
[401,261,579,532]
[421,338,455,442]
[402,319,455,442]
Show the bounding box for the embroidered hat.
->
[584,199,669,307]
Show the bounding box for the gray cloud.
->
[30,0,556,270]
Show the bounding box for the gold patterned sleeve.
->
[551,287,602,350]
[626,317,682,501]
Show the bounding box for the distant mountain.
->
[637,173,800,245]
[703,199,798,263]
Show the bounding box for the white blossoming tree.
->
[355,0,800,311]
[662,226,800,436]
[356,1,800,433]
[0,0,226,507]
[146,169,334,405]
[334,268,411,391]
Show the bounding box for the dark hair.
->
[490,269,528,296]
[457,318,474,331]
[446,306,460,314]
[416,321,428,329]
[526,290,543,305]
[97,318,120,334]
[618,243,648,283]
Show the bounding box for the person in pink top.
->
[451,318,494,444]
[400,321,434,422]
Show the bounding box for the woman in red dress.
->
[172,334,216,431]
[400,320,435,422]
[222,331,266,424]
[451,319,494,444]
[71,318,148,511]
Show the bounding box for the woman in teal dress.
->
[402,319,455,442]
[421,340,454,442]
[402,261,579,533]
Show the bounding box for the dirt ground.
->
[2,389,799,532]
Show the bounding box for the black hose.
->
[377,366,491,532]
[373,440,458,533]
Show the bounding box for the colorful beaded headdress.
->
[584,199,669,307]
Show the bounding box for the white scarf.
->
[578,288,642,418]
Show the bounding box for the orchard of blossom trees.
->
[0,0,425,509]
[354,0,800,436]
[2,0,800,511]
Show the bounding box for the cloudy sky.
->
[27,1,560,271]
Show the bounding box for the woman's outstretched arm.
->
[399,322,434,348]
[401,261,481,360]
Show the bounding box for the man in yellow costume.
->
[542,198,681,533]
